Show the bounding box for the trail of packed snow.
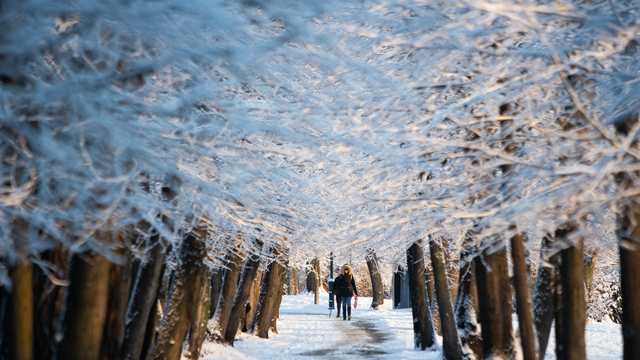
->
[200,293,622,359]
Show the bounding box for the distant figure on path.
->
[335,264,358,320]
[334,267,343,318]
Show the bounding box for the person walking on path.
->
[335,264,358,320]
[333,267,343,318]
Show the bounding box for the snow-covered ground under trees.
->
[200,292,622,360]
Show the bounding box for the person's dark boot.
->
[348,306,352,320]
[336,308,340,318]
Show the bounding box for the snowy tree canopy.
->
[1,0,639,276]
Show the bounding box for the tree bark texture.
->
[56,249,111,360]
[430,240,462,360]
[209,268,224,319]
[583,249,597,302]
[7,260,34,360]
[287,268,298,295]
[406,240,436,350]
[618,199,640,360]
[250,246,287,339]
[120,239,166,360]
[313,258,320,305]
[245,269,262,330]
[99,242,132,360]
[475,245,515,360]
[184,267,211,360]
[556,226,586,360]
[209,247,243,342]
[454,257,481,360]
[554,252,563,360]
[139,286,163,360]
[510,233,536,360]
[225,247,263,344]
[532,233,557,360]
[33,246,70,360]
[269,262,287,334]
[365,249,385,309]
[146,232,207,360]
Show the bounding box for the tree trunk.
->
[33,246,70,360]
[366,249,384,309]
[244,269,262,331]
[510,233,536,360]
[209,247,243,342]
[430,239,462,360]
[146,232,207,360]
[57,249,111,360]
[7,259,34,360]
[250,246,287,339]
[554,250,563,360]
[287,268,298,295]
[209,268,224,319]
[619,199,640,360]
[454,257,481,360]
[99,241,132,360]
[120,239,166,360]
[139,273,163,360]
[270,263,287,334]
[313,258,320,305]
[183,267,211,360]
[583,248,597,316]
[406,240,436,350]
[532,233,557,360]
[475,245,515,360]
[225,243,263,345]
[556,225,586,360]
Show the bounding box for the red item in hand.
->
[354,296,358,309]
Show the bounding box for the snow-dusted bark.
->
[406,240,436,350]
[209,269,224,319]
[209,242,244,343]
[120,238,166,360]
[454,256,481,360]
[147,232,207,360]
[287,268,298,295]
[269,263,288,334]
[250,246,287,339]
[184,267,211,360]
[532,233,557,360]
[33,246,69,360]
[225,239,263,344]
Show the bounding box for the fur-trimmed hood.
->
[341,264,353,275]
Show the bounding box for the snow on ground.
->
[543,319,622,360]
[201,292,622,359]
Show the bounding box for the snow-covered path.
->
[201,294,438,360]
[200,293,623,360]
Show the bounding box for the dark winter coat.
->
[335,264,358,297]
[333,276,343,297]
